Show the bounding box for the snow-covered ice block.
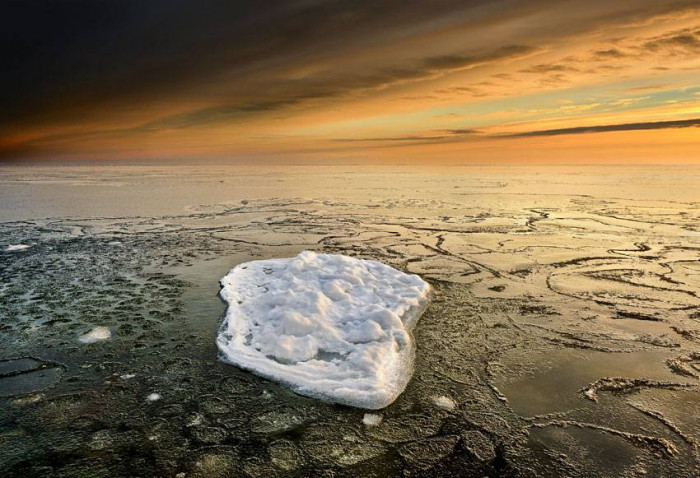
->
[217,251,430,409]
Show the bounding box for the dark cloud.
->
[330,119,700,147]
[519,64,579,73]
[593,48,628,59]
[504,118,700,137]
[6,0,691,131]
[436,86,490,97]
[643,33,700,51]
[333,129,478,143]
[130,45,537,131]
[0,0,502,127]
[421,45,534,71]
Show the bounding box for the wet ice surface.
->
[217,251,430,409]
[1,165,700,476]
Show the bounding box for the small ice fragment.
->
[146,393,161,402]
[432,395,457,411]
[186,413,204,427]
[120,374,136,380]
[107,241,122,246]
[217,251,431,409]
[10,393,44,407]
[6,244,30,252]
[363,413,383,426]
[78,326,111,344]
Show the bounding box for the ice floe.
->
[217,251,430,409]
[431,395,457,411]
[78,326,111,343]
[5,244,30,252]
[363,413,383,426]
[147,393,161,402]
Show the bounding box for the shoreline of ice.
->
[216,251,430,409]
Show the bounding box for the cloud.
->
[593,48,629,59]
[421,45,535,71]
[3,0,700,160]
[519,64,579,73]
[1,0,504,128]
[504,118,700,137]
[621,83,678,93]
[643,33,700,51]
[330,118,700,147]
[128,45,538,131]
[333,129,478,143]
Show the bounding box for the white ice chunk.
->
[6,244,30,252]
[78,326,111,343]
[432,395,457,411]
[363,413,383,426]
[146,393,161,402]
[217,251,430,409]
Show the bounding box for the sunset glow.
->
[2,1,700,163]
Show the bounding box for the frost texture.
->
[217,251,430,409]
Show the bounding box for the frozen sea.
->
[2,164,700,477]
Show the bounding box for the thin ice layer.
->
[216,251,430,409]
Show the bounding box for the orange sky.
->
[1,1,699,164]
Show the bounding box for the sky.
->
[1,0,700,164]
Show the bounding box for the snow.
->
[217,251,430,409]
[363,413,383,426]
[78,326,111,343]
[5,244,30,252]
[431,395,457,411]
